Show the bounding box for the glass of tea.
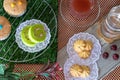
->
[69,0,95,19]
[60,0,100,27]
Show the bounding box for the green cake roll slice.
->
[21,26,36,47]
[28,24,46,43]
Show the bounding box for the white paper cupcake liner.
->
[64,55,98,80]
[15,19,51,53]
[67,32,101,64]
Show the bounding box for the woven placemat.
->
[13,64,64,80]
[13,63,120,80]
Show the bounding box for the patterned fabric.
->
[102,66,120,80]
[14,64,65,80]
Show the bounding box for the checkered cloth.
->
[14,64,65,80]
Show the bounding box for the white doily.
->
[67,32,101,64]
[64,55,99,80]
[15,19,51,53]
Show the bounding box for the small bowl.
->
[69,0,95,19]
[15,19,51,53]
[64,55,99,80]
[60,0,100,27]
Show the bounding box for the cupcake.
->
[3,0,27,17]
[0,16,11,40]
[15,19,51,53]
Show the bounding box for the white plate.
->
[67,32,101,64]
[15,19,51,53]
[64,55,98,80]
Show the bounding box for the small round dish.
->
[15,19,51,53]
[64,55,98,80]
[67,32,101,64]
[60,0,100,27]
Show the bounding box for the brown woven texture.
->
[14,64,65,80]
[14,0,120,80]
[102,66,120,80]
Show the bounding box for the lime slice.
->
[21,26,36,47]
[28,24,46,43]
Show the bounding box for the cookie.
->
[0,16,11,40]
[3,0,27,17]
[70,64,90,78]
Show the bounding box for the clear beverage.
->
[106,5,120,31]
[100,5,120,43]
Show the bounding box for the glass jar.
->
[98,5,120,43]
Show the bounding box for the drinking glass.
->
[99,5,120,43]
[60,0,100,27]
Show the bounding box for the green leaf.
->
[10,73,21,80]
[4,63,14,76]
[20,72,34,77]
[8,63,14,71]
[41,73,50,77]
[7,76,17,80]
[0,77,8,80]
[11,73,21,77]
[0,74,4,77]
[28,76,36,80]
[0,64,6,75]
